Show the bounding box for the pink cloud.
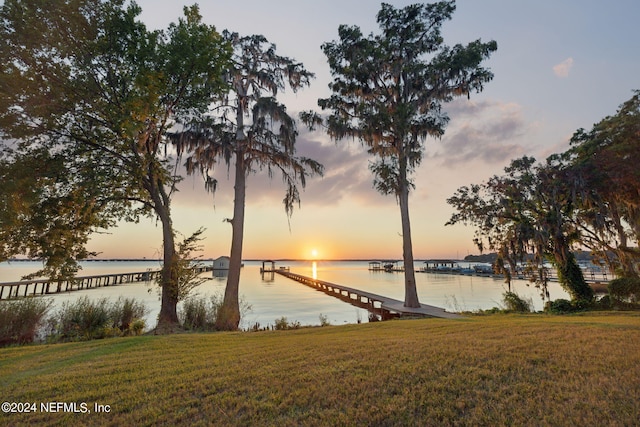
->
[553,57,574,78]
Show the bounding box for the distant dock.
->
[276,270,461,320]
[419,259,612,292]
[259,260,290,273]
[0,266,213,300]
[368,261,404,273]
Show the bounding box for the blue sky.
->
[85,0,640,260]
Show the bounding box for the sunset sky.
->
[87,0,640,260]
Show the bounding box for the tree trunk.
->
[215,153,246,331]
[398,173,420,308]
[611,204,639,278]
[553,237,593,302]
[155,197,180,332]
[145,167,181,333]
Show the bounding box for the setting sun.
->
[299,243,334,260]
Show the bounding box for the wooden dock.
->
[275,271,462,320]
[0,266,212,300]
[419,260,612,285]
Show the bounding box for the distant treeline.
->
[464,251,595,264]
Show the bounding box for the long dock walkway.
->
[276,271,462,320]
[0,266,212,300]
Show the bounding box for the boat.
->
[382,261,403,272]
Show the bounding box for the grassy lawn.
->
[1,312,639,426]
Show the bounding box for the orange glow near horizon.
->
[87,214,472,261]
[299,243,332,260]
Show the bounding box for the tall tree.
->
[0,1,231,331]
[174,31,323,330]
[567,91,640,278]
[447,156,593,302]
[305,1,496,307]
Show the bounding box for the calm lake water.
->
[0,260,571,330]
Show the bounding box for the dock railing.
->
[276,270,461,320]
[0,266,212,300]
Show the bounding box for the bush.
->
[594,295,611,310]
[179,295,222,331]
[54,297,111,341]
[131,319,146,335]
[0,298,52,346]
[608,277,640,304]
[545,299,578,314]
[572,298,593,311]
[319,313,331,326]
[274,316,301,330]
[51,296,147,342]
[108,297,147,335]
[545,297,598,314]
[178,294,253,331]
[502,292,532,313]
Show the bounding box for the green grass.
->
[1,313,639,426]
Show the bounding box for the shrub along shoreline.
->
[3,282,639,346]
[0,296,147,345]
[0,313,638,426]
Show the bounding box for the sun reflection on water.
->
[312,261,318,280]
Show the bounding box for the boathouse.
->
[422,260,461,272]
[213,256,230,270]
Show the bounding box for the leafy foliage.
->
[608,277,640,304]
[447,156,593,302]
[565,91,640,278]
[174,30,323,217]
[274,316,302,330]
[48,296,147,341]
[0,0,231,329]
[502,292,532,313]
[155,228,209,304]
[315,2,496,197]
[308,1,496,307]
[0,149,107,279]
[178,294,252,331]
[448,90,639,304]
[544,299,576,314]
[179,295,221,331]
[0,298,52,346]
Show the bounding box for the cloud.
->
[172,129,386,211]
[431,99,530,166]
[172,100,534,213]
[553,57,574,78]
[256,131,384,207]
[268,101,532,207]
